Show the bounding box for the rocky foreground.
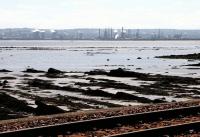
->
[0,100,200,132]
[1,68,200,121]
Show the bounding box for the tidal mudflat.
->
[0,40,200,120]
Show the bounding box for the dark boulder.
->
[47,68,64,74]
[153,98,167,103]
[85,69,107,75]
[0,69,12,73]
[46,68,65,78]
[108,68,148,78]
[113,92,152,103]
[85,88,114,97]
[23,68,45,73]
[35,100,65,115]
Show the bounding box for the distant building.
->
[0,28,200,40]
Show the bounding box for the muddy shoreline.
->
[0,67,200,120]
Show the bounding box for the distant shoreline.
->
[1,39,200,41]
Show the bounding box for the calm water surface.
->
[0,40,200,77]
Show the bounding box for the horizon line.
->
[1,27,200,31]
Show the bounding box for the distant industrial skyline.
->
[0,0,200,29]
[1,28,200,40]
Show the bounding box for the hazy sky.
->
[0,0,200,29]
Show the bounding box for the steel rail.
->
[109,121,200,137]
[0,105,199,137]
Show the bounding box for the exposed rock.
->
[28,79,56,89]
[23,68,45,73]
[47,68,64,74]
[35,100,65,115]
[28,79,112,98]
[153,98,167,103]
[0,69,12,73]
[156,53,200,60]
[21,74,33,77]
[0,108,21,120]
[187,68,200,70]
[0,76,16,80]
[108,68,148,78]
[0,93,34,113]
[46,68,65,78]
[85,88,114,97]
[184,63,200,67]
[85,69,107,75]
[113,92,153,103]
[28,79,50,86]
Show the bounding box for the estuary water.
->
[0,40,200,77]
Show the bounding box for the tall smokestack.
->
[111,28,113,40]
[99,28,101,39]
[121,27,124,39]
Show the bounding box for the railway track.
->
[110,121,200,137]
[0,105,200,137]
